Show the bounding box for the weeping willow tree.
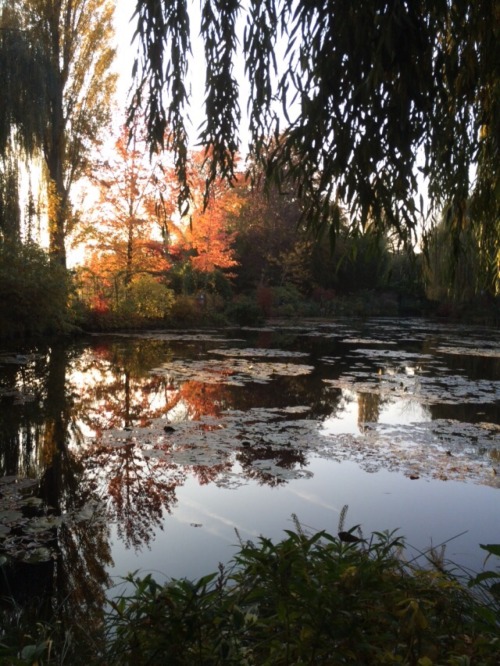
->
[0,153,21,242]
[0,0,117,267]
[0,3,49,242]
[130,0,499,291]
[0,4,48,155]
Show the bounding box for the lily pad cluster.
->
[317,419,500,485]
[321,332,499,405]
[0,476,59,564]
[94,402,500,489]
[0,476,105,565]
[97,406,314,487]
[150,350,314,386]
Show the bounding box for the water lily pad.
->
[0,509,23,524]
[437,345,500,358]
[210,347,310,359]
[21,547,53,563]
[24,516,62,533]
[151,357,314,386]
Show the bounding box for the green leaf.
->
[20,641,49,661]
[479,543,500,558]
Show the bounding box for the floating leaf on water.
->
[343,338,398,346]
[143,449,168,460]
[71,502,104,523]
[13,393,36,405]
[437,345,500,359]
[20,496,44,508]
[21,547,53,564]
[24,516,62,533]
[0,354,30,365]
[0,509,24,524]
[210,347,310,359]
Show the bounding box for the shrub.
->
[0,241,73,338]
[2,522,500,664]
[104,522,500,665]
[117,275,175,321]
[225,295,264,325]
[167,295,203,326]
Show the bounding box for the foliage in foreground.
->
[2,523,499,665]
[104,527,500,665]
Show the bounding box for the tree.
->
[130,0,498,251]
[186,153,240,278]
[76,123,177,317]
[81,124,172,285]
[0,3,50,243]
[0,3,49,158]
[229,178,306,292]
[423,215,497,303]
[10,0,117,267]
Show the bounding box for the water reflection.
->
[0,318,499,625]
[0,346,112,651]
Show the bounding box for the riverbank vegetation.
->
[1,519,500,665]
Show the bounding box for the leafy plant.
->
[102,520,500,665]
[225,295,264,326]
[0,241,74,338]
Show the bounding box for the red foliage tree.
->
[77,124,175,289]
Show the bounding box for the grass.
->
[1,516,499,665]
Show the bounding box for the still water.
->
[1,318,499,606]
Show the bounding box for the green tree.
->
[423,216,497,303]
[0,151,21,242]
[0,3,49,242]
[7,0,117,267]
[0,2,49,157]
[130,0,498,249]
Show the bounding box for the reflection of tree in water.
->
[237,443,307,487]
[67,346,236,550]
[81,440,182,550]
[226,373,343,421]
[68,340,179,437]
[357,391,382,431]
[55,516,113,653]
[192,460,233,485]
[0,344,113,658]
[40,346,113,652]
[164,380,231,420]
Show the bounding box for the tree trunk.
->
[46,56,68,269]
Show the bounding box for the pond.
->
[1,317,499,620]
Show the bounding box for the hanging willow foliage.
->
[0,20,51,156]
[130,0,499,246]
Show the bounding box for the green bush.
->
[2,522,500,664]
[167,295,203,326]
[117,275,175,321]
[103,523,500,665]
[0,241,73,338]
[225,295,264,325]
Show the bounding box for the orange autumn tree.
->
[76,123,178,319]
[183,150,241,290]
